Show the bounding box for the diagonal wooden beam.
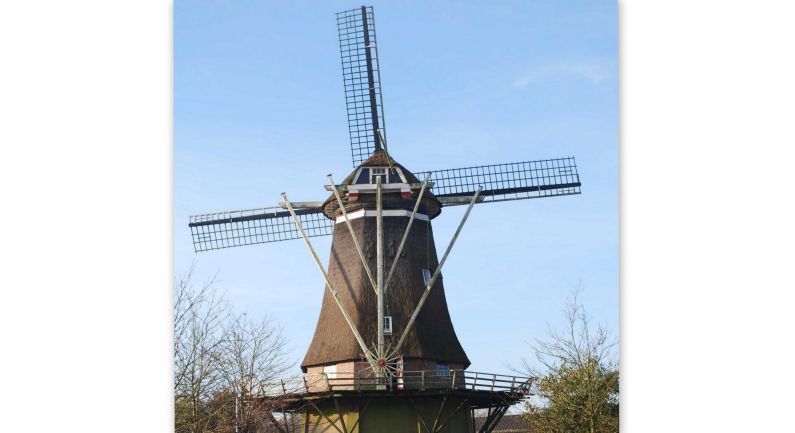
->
[408,397,433,433]
[434,398,468,432]
[283,193,376,367]
[328,174,378,296]
[265,412,288,433]
[392,187,482,356]
[384,172,431,295]
[349,398,371,432]
[431,395,447,433]
[331,396,349,433]
[479,405,509,433]
[308,401,344,433]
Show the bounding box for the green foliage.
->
[525,360,618,433]
[522,293,618,433]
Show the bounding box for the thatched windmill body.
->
[189,6,581,433]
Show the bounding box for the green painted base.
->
[303,395,471,433]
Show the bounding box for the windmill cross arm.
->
[419,156,582,205]
[437,195,486,205]
[188,205,332,253]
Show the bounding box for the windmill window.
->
[370,167,388,184]
[384,316,392,335]
[436,362,450,377]
[422,268,432,286]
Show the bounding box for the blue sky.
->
[174,0,617,374]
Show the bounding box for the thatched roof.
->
[301,207,469,370]
[321,150,443,220]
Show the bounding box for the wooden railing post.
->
[491,375,496,391]
[421,371,425,391]
[323,373,330,391]
[472,372,477,390]
[303,376,309,393]
[450,370,457,390]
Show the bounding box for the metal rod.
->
[384,172,431,294]
[391,187,482,356]
[282,193,376,367]
[328,174,378,295]
[376,177,384,366]
[360,5,381,152]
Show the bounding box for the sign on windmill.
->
[188,5,581,433]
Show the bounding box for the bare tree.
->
[520,291,619,433]
[216,312,292,433]
[174,265,293,433]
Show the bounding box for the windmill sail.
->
[418,157,581,205]
[337,6,387,167]
[189,206,333,252]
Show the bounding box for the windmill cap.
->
[321,150,442,220]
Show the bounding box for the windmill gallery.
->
[188,6,582,433]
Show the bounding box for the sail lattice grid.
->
[337,6,386,167]
[189,208,333,252]
[419,157,582,204]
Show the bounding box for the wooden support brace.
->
[431,395,447,433]
[282,193,377,368]
[331,397,349,433]
[328,174,378,296]
[434,398,468,432]
[408,397,433,433]
[309,401,345,433]
[383,172,431,295]
[348,398,371,433]
[265,412,288,433]
[392,187,482,356]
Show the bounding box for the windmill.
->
[188,6,581,433]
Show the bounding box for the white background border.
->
[1,1,793,432]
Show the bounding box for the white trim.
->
[335,209,430,224]
[348,182,410,192]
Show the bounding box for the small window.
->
[436,362,450,377]
[384,316,392,335]
[323,364,337,380]
[422,268,432,286]
[370,167,388,184]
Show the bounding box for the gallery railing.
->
[266,370,534,396]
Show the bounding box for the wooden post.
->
[421,370,425,391]
[376,177,384,366]
[450,369,457,390]
[472,372,477,390]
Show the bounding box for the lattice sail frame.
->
[337,6,387,167]
[419,157,581,205]
[189,208,333,252]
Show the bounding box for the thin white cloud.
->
[513,63,609,88]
